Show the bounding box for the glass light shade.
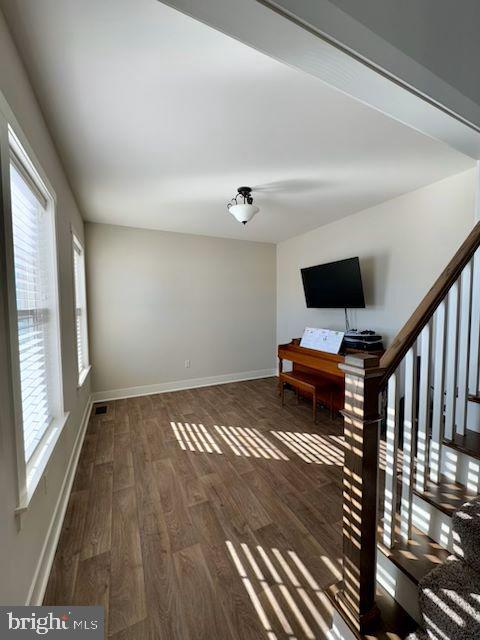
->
[228,203,260,224]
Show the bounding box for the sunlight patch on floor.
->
[226,540,338,639]
[170,421,223,454]
[216,425,288,460]
[270,431,344,465]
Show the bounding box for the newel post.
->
[333,353,384,635]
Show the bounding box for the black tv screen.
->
[301,257,365,308]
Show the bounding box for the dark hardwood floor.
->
[44,378,349,639]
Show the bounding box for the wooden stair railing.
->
[331,221,480,636]
[379,221,480,385]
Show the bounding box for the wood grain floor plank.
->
[74,551,110,604]
[112,415,129,437]
[78,432,97,465]
[189,497,270,640]
[113,430,134,492]
[174,543,233,640]
[153,458,198,553]
[71,461,93,493]
[43,554,80,606]
[244,465,313,539]
[170,445,208,507]
[58,489,90,558]
[74,552,110,634]
[201,540,267,640]
[189,500,226,548]
[130,426,167,539]
[108,619,149,640]
[109,486,147,635]
[95,421,114,465]
[43,489,89,604]
[224,478,272,532]
[81,463,113,560]
[140,532,191,640]
[143,417,166,461]
[200,473,254,543]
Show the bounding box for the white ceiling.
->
[0,0,474,243]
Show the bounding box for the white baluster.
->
[400,347,417,542]
[444,281,460,442]
[469,249,480,396]
[417,322,432,490]
[430,302,447,483]
[457,260,473,434]
[383,370,400,549]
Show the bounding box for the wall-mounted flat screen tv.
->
[301,257,365,308]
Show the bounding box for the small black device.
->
[343,329,383,352]
[301,257,365,309]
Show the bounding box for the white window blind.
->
[73,235,89,383]
[10,155,55,463]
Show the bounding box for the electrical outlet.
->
[185,359,191,368]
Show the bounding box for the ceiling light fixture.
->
[227,186,259,225]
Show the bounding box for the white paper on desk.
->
[300,327,345,354]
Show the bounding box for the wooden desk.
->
[278,338,383,419]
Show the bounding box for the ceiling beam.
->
[159,0,480,160]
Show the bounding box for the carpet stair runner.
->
[408,496,480,639]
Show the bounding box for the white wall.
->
[0,9,90,604]
[277,169,476,348]
[86,223,276,396]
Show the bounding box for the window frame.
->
[72,231,90,387]
[1,108,68,513]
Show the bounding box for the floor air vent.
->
[95,405,108,415]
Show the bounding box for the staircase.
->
[327,222,480,639]
[407,495,480,640]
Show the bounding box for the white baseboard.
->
[412,492,457,554]
[92,368,276,402]
[377,551,422,624]
[27,395,93,605]
[441,442,480,491]
[329,609,358,640]
[467,400,480,432]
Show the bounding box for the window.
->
[8,130,65,504]
[72,234,90,385]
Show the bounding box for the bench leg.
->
[313,390,317,423]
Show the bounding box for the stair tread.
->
[378,519,450,585]
[444,428,480,462]
[413,473,478,516]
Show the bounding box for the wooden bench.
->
[279,370,335,422]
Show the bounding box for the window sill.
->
[15,412,70,516]
[77,364,91,389]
